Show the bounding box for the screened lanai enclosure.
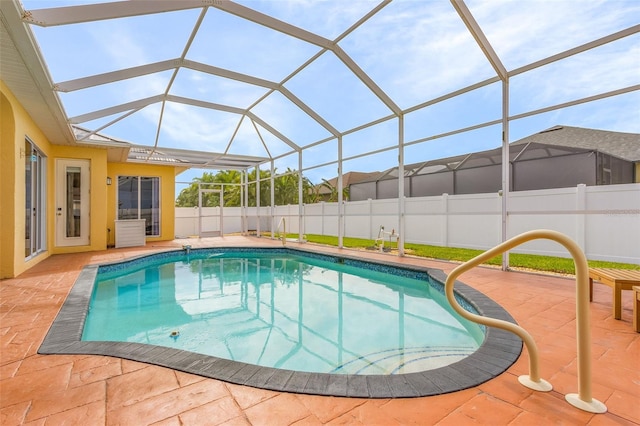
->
[350,125,639,200]
[7,0,640,266]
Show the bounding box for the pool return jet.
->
[445,229,607,414]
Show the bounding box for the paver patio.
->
[1,236,638,425]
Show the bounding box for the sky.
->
[20,0,640,190]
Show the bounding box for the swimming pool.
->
[84,249,484,374]
[40,246,522,397]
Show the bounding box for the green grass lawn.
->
[273,233,639,275]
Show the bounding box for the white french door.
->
[55,159,90,246]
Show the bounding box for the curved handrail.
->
[445,229,606,413]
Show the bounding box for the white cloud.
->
[340,1,495,108]
[88,23,147,68]
[152,102,237,150]
[511,37,639,113]
[250,90,332,146]
[466,0,640,69]
[174,69,269,109]
[236,0,382,39]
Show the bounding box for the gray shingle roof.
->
[511,125,640,162]
[352,125,639,185]
[316,171,381,194]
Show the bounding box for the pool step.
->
[331,346,476,374]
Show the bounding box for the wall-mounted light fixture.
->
[106,177,112,185]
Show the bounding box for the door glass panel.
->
[25,140,46,258]
[56,159,88,247]
[117,176,160,236]
[25,141,32,257]
[140,177,160,236]
[35,152,42,250]
[118,176,139,220]
[66,166,81,238]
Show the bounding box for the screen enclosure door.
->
[198,189,223,237]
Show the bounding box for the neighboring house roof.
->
[316,171,380,195]
[352,125,640,185]
[511,125,640,162]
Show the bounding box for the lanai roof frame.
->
[2,0,638,266]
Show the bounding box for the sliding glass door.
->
[117,176,160,236]
[25,139,46,259]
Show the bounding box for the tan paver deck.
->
[1,236,639,425]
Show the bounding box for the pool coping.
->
[39,246,522,398]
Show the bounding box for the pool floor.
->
[39,246,521,398]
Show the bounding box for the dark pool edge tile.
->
[262,369,294,392]
[244,365,277,389]
[303,373,331,396]
[366,375,393,398]
[387,374,420,398]
[228,363,264,385]
[424,367,473,394]
[38,247,523,398]
[346,374,369,397]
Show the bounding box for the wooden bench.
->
[589,268,640,320]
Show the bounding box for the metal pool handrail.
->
[444,229,607,414]
[277,217,286,246]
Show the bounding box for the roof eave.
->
[1,0,75,145]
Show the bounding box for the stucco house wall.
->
[1,81,178,278]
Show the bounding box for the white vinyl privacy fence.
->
[176,183,640,264]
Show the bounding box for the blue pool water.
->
[83,248,484,375]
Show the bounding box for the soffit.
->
[0,2,74,144]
